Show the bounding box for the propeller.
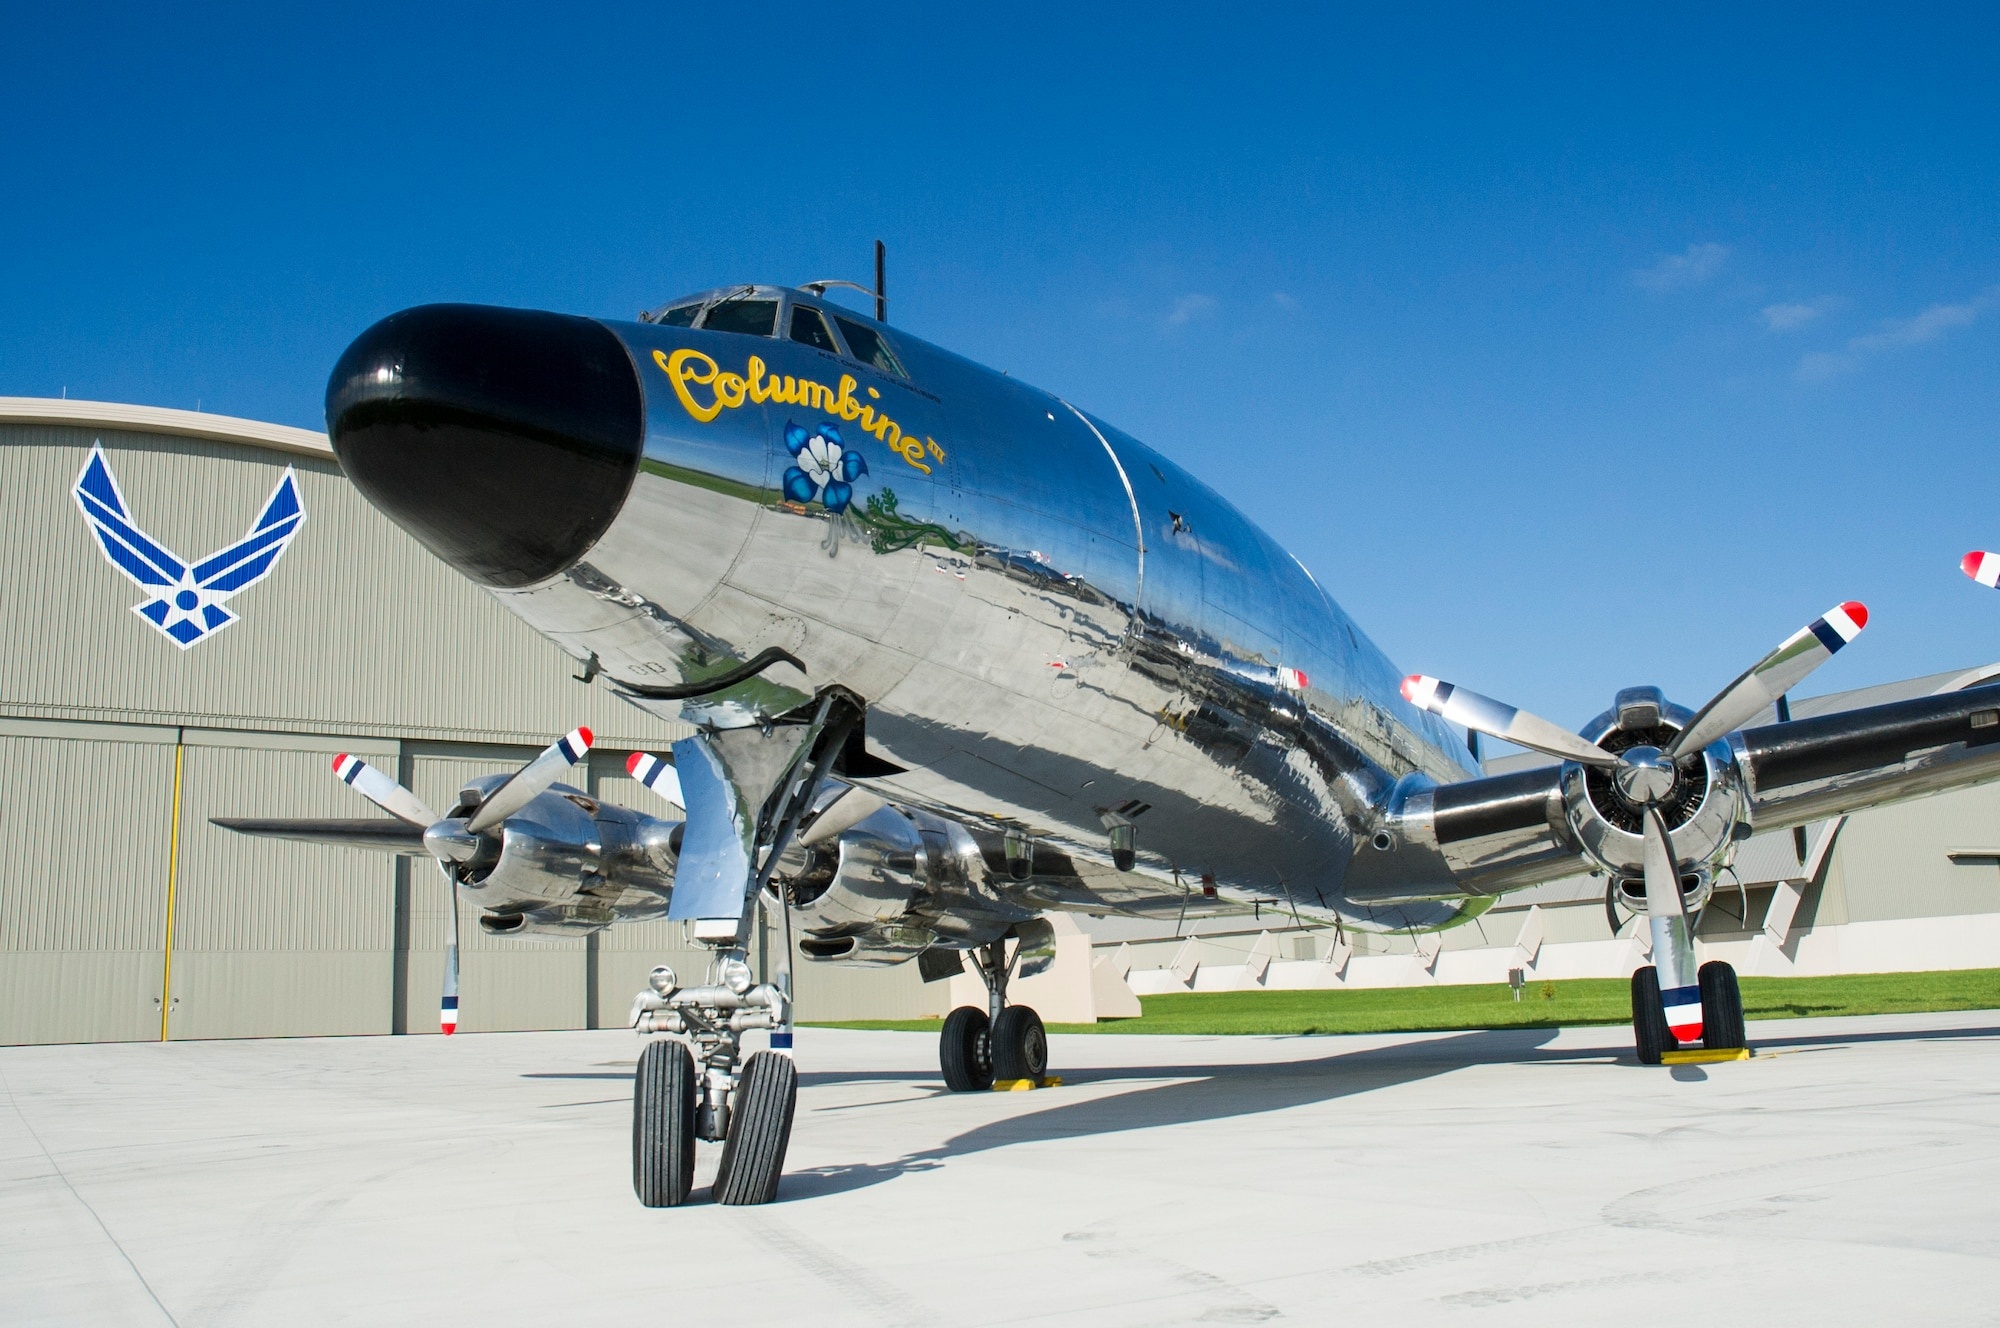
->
[1962,552,2000,588]
[1402,601,1868,1049]
[1641,806,1702,1042]
[625,751,685,808]
[322,731,594,1036]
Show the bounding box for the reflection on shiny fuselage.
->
[490,297,1480,930]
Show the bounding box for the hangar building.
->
[0,398,937,1045]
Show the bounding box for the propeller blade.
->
[466,727,594,834]
[212,817,429,854]
[332,754,437,828]
[441,874,461,1036]
[1963,552,2000,588]
[1401,675,1617,767]
[625,752,685,808]
[1641,807,1702,1044]
[1667,602,1867,759]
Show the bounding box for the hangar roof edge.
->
[0,396,334,462]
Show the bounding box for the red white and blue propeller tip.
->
[626,751,686,807]
[1963,552,2000,588]
[1810,601,1868,648]
[440,992,458,1035]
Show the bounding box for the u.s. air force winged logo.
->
[73,443,305,648]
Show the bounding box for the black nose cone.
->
[326,304,645,588]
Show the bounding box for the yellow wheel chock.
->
[1660,1046,1751,1065]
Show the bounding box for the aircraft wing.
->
[210,817,430,854]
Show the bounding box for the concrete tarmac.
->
[4,1011,1997,1326]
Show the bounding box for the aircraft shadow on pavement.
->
[781,1026,1567,1202]
[1745,1021,2000,1052]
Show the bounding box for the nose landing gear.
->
[630,964,795,1206]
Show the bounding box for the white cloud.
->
[1797,286,2000,380]
[1761,296,1839,331]
[1634,242,1730,292]
[1166,293,1217,326]
[1270,291,1297,309]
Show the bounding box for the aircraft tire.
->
[714,1051,798,1206]
[633,1039,697,1207]
[991,1005,1049,1083]
[1699,960,1747,1050]
[1630,966,1674,1065]
[940,1006,994,1092]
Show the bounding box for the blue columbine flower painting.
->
[783,422,868,514]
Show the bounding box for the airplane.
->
[219,282,2000,1208]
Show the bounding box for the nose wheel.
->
[714,1051,799,1206]
[633,1039,698,1206]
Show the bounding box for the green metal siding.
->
[0,420,703,1044]
[0,721,177,1043]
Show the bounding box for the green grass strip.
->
[806,968,2000,1037]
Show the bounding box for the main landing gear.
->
[1631,958,1746,1064]
[940,937,1050,1091]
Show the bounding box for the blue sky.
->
[5,3,1998,731]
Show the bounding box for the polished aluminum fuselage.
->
[490,294,1479,929]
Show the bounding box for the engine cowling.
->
[788,802,1035,965]
[1561,687,1749,913]
[444,776,681,937]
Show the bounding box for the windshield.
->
[702,299,778,337]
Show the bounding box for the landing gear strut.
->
[940,936,1049,1090]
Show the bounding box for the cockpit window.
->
[832,316,908,378]
[656,304,700,328]
[700,299,779,337]
[788,305,838,352]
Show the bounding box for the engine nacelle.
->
[445,776,680,936]
[1561,687,1749,911]
[788,802,1034,964]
